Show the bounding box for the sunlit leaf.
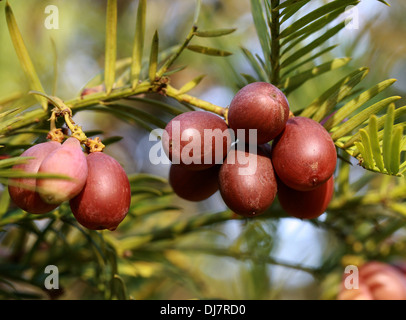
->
[383,104,395,174]
[390,126,403,175]
[281,21,346,68]
[280,0,311,24]
[359,129,374,170]
[241,47,269,82]
[281,6,346,46]
[250,0,271,73]
[194,28,236,37]
[0,156,34,169]
[301,67,368,121]
[104,0,118,95]
[178,75,206,95]
[278,0,358,38]
[148,31,159,82]
[131,0,146,89]
[275,0,309,11]
[5,2,47,110]
[186,45,232,57]
[282,58,351,94]
[368,115,384,172]
[323,79,397,131]
[331,96,401,141]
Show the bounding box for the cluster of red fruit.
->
[8,137,131,231]
[164,82,337,219]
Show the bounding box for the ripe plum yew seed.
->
[271,116,337,191]
[228,82,290,145]
[218,146,277,217]
[8,141,62,214]
[162,111,231,171]
[169,164,220,202]
[277,175,334,219]
[37,137,88,204]
[69,152,131,231]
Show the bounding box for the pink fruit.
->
[37,137,88,204]
[8,141,61,214]
[69,152,131,231]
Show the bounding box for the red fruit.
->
[338,261,406,300]
[277,175,334,219]
[162,111,231,171]
[218,146,277,217]
[169,164,220,202]
[8,141,61,214]
[69,152,131,231]
[228,82,290,145]
[37,137,88,204]
[271,116,337,191]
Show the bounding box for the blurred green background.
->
[0,0,405,300]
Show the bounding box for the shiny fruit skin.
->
[69,152,131,231]
[228,82,290,145]
[169,163,220,202]
[277,175,334,219]
[338,261,406,300]
[8,141,62,214]
[37,137,88,204]
[162,111,231,171]
[271,117,337,191]
[218,146,277,217]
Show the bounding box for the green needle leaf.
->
[307,68,369,122]
[148,31,159,83]
[194,28,237,37]
[250,0,271,72]
[281,6,344,45]
[275,0,310,11]
[131,0,146,89]
[178,75,206,95]
[241,47,269,82]
[281,21,346,68]
[278,0,359,39]
[359,129,374,170]
[282,58,351,94]
[5,1,47,111]
[186,45,232,57]
[193,0,201,26]
[390,126,403,175]
[368,115,385,172]
[331,96,401,141]
[323,79,397,131]
[0,157,34,169]
[383,104,395,174]
[104,0,118,95]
